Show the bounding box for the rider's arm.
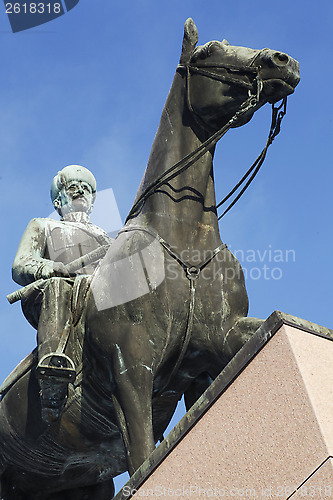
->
[12,218,69,286]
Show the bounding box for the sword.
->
[7,244,110,305]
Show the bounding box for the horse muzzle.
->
[258,50,300,103]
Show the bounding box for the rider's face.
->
[59,180,94,215]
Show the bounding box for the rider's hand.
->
[51,262,71,278]
[35,261,70,280]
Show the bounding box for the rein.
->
[126,58,287,223]
[217,97,287,219]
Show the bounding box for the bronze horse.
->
[0,19,300,499]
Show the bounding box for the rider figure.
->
[12,165,112,423]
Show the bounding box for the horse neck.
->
[129,73,222,253]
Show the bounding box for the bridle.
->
[126,52,287,222]
[179,58,264,134]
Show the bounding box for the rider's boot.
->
[36,353,76,423]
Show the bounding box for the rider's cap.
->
[50,165,97,203]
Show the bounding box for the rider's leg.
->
[37,277,73,357]
[36,277,76,423]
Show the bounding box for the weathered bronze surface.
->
[0,19,300,499]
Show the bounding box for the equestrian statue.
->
[0,18,300,499]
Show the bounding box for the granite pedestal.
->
[116,312,333,499]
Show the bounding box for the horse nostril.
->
[272,52,289,66]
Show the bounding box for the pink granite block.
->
[131,324,333,498]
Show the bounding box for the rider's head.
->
[51,165,97,216]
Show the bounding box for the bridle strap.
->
[178,60,263,136]
[179,62,262,93]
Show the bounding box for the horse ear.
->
[179,18,199,64]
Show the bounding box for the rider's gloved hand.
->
[51,262,71,278]
[35,261,70,280]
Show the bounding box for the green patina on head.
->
[51,165,97,215]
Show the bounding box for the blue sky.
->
[0,0,332,492]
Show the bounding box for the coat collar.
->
[60,212,90,224]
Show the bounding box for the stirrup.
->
[36,353,76,383]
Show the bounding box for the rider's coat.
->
[13,211,112,286]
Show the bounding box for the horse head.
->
[178,18,300,131]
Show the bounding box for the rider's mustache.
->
[71,191,88,199]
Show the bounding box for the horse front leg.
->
[185,318,263,410]
[223,316,264,359]
[184,372,212,411]
[111,338,155,476]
